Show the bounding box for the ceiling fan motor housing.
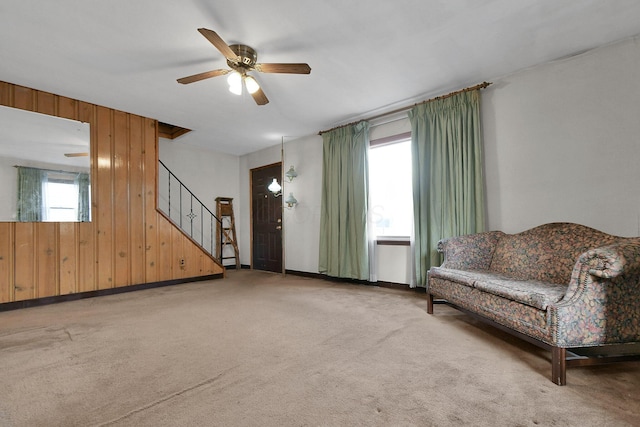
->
[228,44,257,70]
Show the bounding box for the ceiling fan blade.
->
[197,28,239,61]
[250,87,269,106]
[255,63,311,74]
[64,152,89,157]
[177,69,230,84]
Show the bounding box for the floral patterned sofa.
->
[427,222,640,385]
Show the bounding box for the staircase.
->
[157,160,223,263]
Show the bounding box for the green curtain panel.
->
[409,90,486,287]
[318,121,370,280]
[77,172,91,222]
[16,166,45,222]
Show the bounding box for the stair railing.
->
[158,160,222,262]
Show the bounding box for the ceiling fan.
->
[177,28,311,105]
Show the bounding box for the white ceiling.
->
[1,1,640,156]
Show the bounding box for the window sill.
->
[376,238,410,246]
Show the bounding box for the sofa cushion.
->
[429,267,568,310]
[472,275,567,310]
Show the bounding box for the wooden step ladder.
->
[215,197,240,270]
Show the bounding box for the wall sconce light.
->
[285,192,298,208]
[285,165,298,182]
[268,178,282,197]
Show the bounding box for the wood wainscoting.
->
[0,81,224,304]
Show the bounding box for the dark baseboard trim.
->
[222,264,251,270]
[0,274,224,313]
[284,269,426,293]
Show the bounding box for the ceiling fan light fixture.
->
[228,83,242,95]
[244,75,260,94]
[177,28,310,105]
[227,71,243,95]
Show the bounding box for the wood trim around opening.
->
[369,131,412,147]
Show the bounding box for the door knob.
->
[276,225,282,230]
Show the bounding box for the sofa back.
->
[489,223,620,284]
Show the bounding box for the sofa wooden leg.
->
[427,293,434,314]
[551,347,567,386]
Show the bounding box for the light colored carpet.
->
[0,270,638,426]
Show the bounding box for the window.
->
[15,166,90,222]
[43,173,80,221]
[369,133,412,239]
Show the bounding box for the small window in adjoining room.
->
[369,133,412,240]
[43,172,81,222]
[15,166,90,222]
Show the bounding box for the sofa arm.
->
[582,243,637,278]
[550,241,640,347]
[437,230,504,270]
[571,241,640,283]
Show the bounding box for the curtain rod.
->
[14,165,86,175]
[318,81,492,135]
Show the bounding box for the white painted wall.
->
[172,35,640,282]
[375,244,412,284]
[483,36,640,237]
[159,137,240,213]
[280,135,323,273]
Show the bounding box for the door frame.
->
[250,162,284,273]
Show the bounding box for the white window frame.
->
[369,131,412,245]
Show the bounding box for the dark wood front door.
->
[251,163,282,273]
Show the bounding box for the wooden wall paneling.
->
[204,253,216,275]
[201,255,210,276]
[113,110,131,288]
[36,91,56,116]
[196,239,208,276]
[13,223,35,301]
[0,223,13,302]
[0,81,223,306]
[58,223,77,295]
[157,216,173,280]
[186,241,197,277]
[174,226,187,279]
[77,103,97,293]
[96,106,114,290]
[57,96,78,121]
[182,233,193,278]
[0,81,10,105]
[12,85,34,111]
[77,223,96,293]
[143,119,158,283]
[195,241,207,276]
[128,115,145,285]
[36,223,58,298]
[189,240,200,276]
[184,233,196,277]
[78,101,93,125]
